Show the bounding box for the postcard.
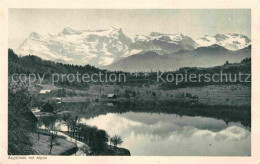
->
[1,1,260,164]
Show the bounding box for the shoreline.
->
[60,131,131,156]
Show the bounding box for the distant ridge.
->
[15,27,251,70]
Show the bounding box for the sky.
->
[8,9,251,49]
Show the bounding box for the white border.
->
[0,1,260,164]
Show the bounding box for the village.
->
[23,83,135,155]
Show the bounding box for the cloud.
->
[83,112,251,156]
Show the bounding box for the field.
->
[31,133,77,155]
[34,83,250,107]
[162,84,250,106]
[87,84,251,106]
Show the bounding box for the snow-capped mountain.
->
[15,27,251,68]
[196,33,251,51]
[16,27,132,67]
[124,32,198,57]
[134,32,197,46]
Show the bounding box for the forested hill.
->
[8,49,251,89]
[8,49,104,77]
[159,58,251,89]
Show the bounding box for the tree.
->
[133,91,137,100]
[88,129,109,154]
[57,88,66,97]
[80,145,91,155]
[152,91,157,100]
[43,115,60,155]
[48,130,60,155]
[224,60,229,66]
[124,89,132,99]
[61,113,73,132]
[76,124,109,155]
[69,115,81,137]
[8,81,37,155]
[110,135,123,148]
[114,87,120,96]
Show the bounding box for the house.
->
[31,108,40,113]
[39,89,51,94]
[35,84,42,88]
[22,109,38,128]
[107,94,117,99]
[55,97,62,100]
[25,111,38,122]
[41,102,54,113]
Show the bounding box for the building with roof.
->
[39,89,51,94]
[41,102,54,113]
[107,94,117,99]
[22,109,38,129]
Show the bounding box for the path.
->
[57,131,89,156]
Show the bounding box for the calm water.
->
[79,112,250,156]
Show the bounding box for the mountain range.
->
[16,27,132,67]
[15,27,251,71]
[106,45,251,72]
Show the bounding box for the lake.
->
[52,101,251,156]
[77,112,251,156]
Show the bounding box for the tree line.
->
[40,113,124,155]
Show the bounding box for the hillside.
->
[8,49,104,89]
[8,49,251,89]
[105,45,251,72]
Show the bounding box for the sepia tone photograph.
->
[5,7,254,158]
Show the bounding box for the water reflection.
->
[82,112,250,156]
